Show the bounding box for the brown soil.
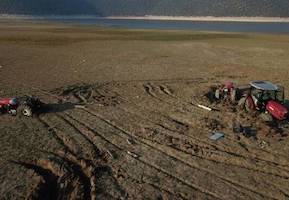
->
[0,20,289,200]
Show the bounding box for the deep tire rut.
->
[67,108,280,200]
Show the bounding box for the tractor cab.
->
[248,81,288,120]
[250,81,285,106]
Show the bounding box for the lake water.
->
[33,17,289,34]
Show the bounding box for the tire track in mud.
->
[157,83,201,108]
[56,105,215,199]
[24,82,289,175]
[15,156,91,200]
[115,86,289,168]
[60,114,193,200]
[103,87,289,172]
[142,82,206,117]
[60,113,215,200]
[115,106,283,175]
[143,83,199,115]
[115,164,189,200]
[41,111,189,199]
[143,83,157,98]
[17,115,125,200]
[62,111,224,200]
[38,117,80,156]
[51,82,289,167]
[66,84,289,197]
[38,117,98,200]
[13,160,60,200]
[113,165,186,200]
[114,105,289,179]
[16,81,288,198]
[262,179,289,199]
[106,86,205,139]
[82,105,288,199]
[81,108,289,200]
[54,114,102,160]
[40,115,130,200]
[49,152,93,200]
[69,108,279,200]
[51,116,130,200]
[159,84,174,96]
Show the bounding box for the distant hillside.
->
[0,0,98,15]
[0,0,289,17]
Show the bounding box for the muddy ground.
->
[0,20,289,200]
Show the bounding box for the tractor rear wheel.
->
[19,105,32,117]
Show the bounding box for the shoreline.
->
[1,14,289,23]
[106,16,289,23]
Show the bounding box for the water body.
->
[32,17,289,34]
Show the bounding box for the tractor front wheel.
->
[19,105,33,117]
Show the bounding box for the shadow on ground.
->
[36,102,76,115]
[285,100,289,109]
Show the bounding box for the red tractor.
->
[214,81,235,101]
[238,81,288,121]
[0,96,43,117]
[0,98,19,116]
[214,81,288,121]
[214,81,250,103]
